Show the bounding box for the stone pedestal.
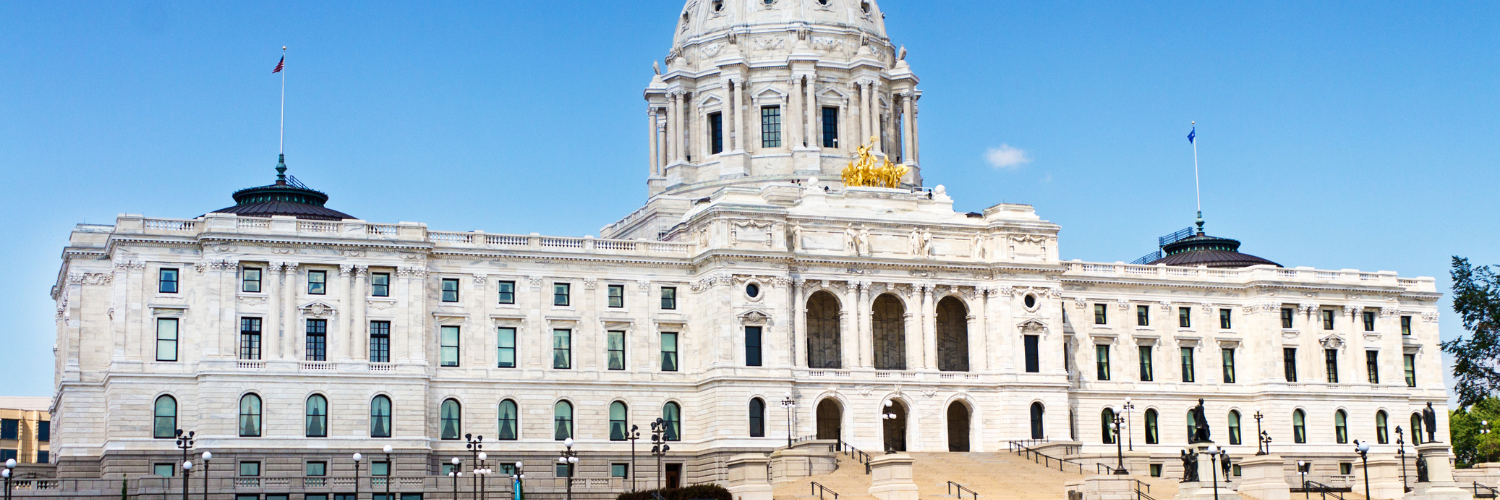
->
[725,454,774,500]
[867,453,919,500]
[1064,475,1143,500]
[1174,443,1240,500]
[1235,454,1290,500]
[1408,444,1474,500]
[1357,456,1405,500]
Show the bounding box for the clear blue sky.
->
[2,1,1496,397]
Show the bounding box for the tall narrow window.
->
[1101,408,1116,444]
[1292,409,1306,443]
[1362,311,1376,331]
[1219,309,1232,329]
[1144,409,1159,444]
[609,402,628,441]
[1138,345,1154,382]
[369,321,391,363]
[661,332,680,371]
[497,280,515,304]
[554,283,570,306]
[371,273,390,297]
[749,398,766,437]
[553,329,572,369]
[239,394,262,437]
[497,327,516,368]
[370,396,392,438]
[554,401,574,440]
[440,326,460,367]
[761,106,782,148]
[1180,347,1195,383]
[709,112,724,154]
[308,270,326,295]
[1030,403,1046,439]
[1094,304,1108,325]
[1221,348,1236,384]
[1178,307,1191,328]
[1281,308,1294,329]
[498,400,518,440]
[306,395,328,438]
[1024,335,1040,373]
[153,396,177,439]
[441,279,460,302]
[159,268,179,294]
[1366,351,1379,384]
[1404,354,1416,387]
[1095,344,1111,381]
[1375,411,1389,444]
[440,399,461,440]
[822,107,839,148]
[1228,410,1242,445]
[745,326,763,367]
[661,287,677,309]
[1401,316,1412,335]
[1284,348,1298,382]
[607,330,625,370]
[1335,410,1348,444]
[1324,349,1339,383]
[1186,409,1198,442]
[663,402,682,441]
[1412,413,1424,445]
[240,318,262,360]
[242,268,262,293]
[156,318,179,362]
[306,319,327,361]
[608,284,625,308]
[1137,305,1150,326]
[1322,310,1335,330]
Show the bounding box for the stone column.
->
[674,92,687,163]
[793,279,807,368]
[972,288,987,371]
[912,103,920,165]
[729,80,741,151]
[842,283,857,369]
[648,108,660,176]
[352,266,367,361]
[281,263,298,360]
[265,262,282,360]
[806,74,819,151]
[788,77,803,148]
[921,285,937,370]
[335,264,353,362]
[857,281,871,368]
[901,93,915,165]
[859,81,872,146]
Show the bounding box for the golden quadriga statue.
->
[841,136,908,188]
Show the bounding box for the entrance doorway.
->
[882,399,908,452]
[816,399,843,440]
[665,463,682,489]
[947,402,971,452]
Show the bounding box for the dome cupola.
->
[211,155,355,221]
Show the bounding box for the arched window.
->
[1030,402,1045,440]
[370,396,392,438]
[749,398,766,437]
[936,297,970,372]
[609,402,628,441]
[306,395,328,438]
[872,295,907,370]
[1376,411,1389,444]
[153,396,177,439]
[1101,408,1116,444]
[664,402,682,441]
[1293,409,1307,444]
[1228,410,1241,445]
[498,400,518,441]
[554,401,574,441]
[1144,409,1159,444]
[1411,413,1424,445]
[239,394,262,437]
[1335,410,1348,444]
[1186,409,1198,443]
[806,292,842,368]
[440,399,462,440]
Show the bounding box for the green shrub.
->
[617,483,732,500]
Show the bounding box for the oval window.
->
[746,283,761,298]
[1024,294,1037,309]
[860,1,871,13]
[713,0,724,12]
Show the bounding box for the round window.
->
[1023,294,1037,309]
[746,283,761,298]
[713,0,724,12]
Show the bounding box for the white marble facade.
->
[47,0,1450,484]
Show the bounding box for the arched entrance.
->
[882,399,908,452]
[872,294,907,370]
[816,399,843,440]
[936,297,970,371]
[807,292,843,368]
[947,402,971,452]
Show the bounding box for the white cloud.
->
[985,144,1032,169]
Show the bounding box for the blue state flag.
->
[1187,127,1196,144]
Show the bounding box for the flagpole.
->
[279,46,286,156]
[1191,121,1202,232]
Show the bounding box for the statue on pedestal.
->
[1181,449,1199,483]
[1416,454,1429,483]
[1190,398,1212,443]
[1422,402,1438,443]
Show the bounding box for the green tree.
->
[1444,257,1500,407]
[1450,397,1500,467]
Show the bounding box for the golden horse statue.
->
[841,136,908,188]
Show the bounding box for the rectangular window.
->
[306,461,327,476]
[159,268,179,294]
[306,319,327,361]
[745,326,763,367]
[1366,350,1380,384]
[1180,347,1196,383]
[371,273,390,297]
[156,318,179,362]
[1281,308,1294,329]
[1093,304,1107,325]
[1219,309,1232,329]
[556,463,574,478]
[498,280,516,304]
[1178,307,1191,328]
[1401,316,1412,335]
[1095,344,1110,381]
[1340,463,1353,475]
[1325,348,1339,383]
[242,268,262,293]
[441,464,460,476]
[761,106,782,148]
[1404,353,1416,387]
[661,287,677,310]
[1138,346,1153,382]
[1221,348,1236,384]
[552,329,572,369]
[440,326,460,367]
[608,284,625,308]
[239,462,261,477]
[369,321,391,363]
[611,463,629,479]
[1150,464,1162,478]
[607,330,625,370]
[1363,311,1376,331]
[372,461,389,477]
[1322,310,1335,330]
[37,421,50,442]
[553,283,570,306]
[1283,348,1298,382]
[661,332,680,372]
[709,112,724,154]
[441,278,460,302]
[240,317,262,360]
[0,420,15,440]
[1024,335,1040,373]
[36,451,48,463]
[497,327,516,368]
[822,107,839,148]
[308,270,326,295]
[153,463,175,477]
[1137,305,1149,326]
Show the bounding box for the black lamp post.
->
[1123,398,1135,452]
[512,462,525,499]
[474,452,490,500]
[1252,408,1266,455]
[174,429,195,500]
[382,445,394,500]
[181,459,193,500]
[1396,427,1408,493]
[1355,440,1371,500]
[1259,431,1273,457]
[626,425,641,492]
[781,392,797,448]
[1111,415,1128,475]
[882,402,899,454]
[449,458,462,499]
[558,438,579,500]
[200,451,211,500]
[1297,461,1309,500]
[352,453,363,500]
[466,434,485,500]
[651,418,671,490]
[3,458,15,500]
[1204,445,1223,500]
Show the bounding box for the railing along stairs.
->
[1006,440,1084,474]
[1302,480,1346,500]
[811,481,841,500]
[837,439,873,474]
[947,480,979,500]
[1475,482,1499,499]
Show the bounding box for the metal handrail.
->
[811,481,840,500]
[836,440,873,475]
[1008,442,1084,474]
[1476,482,1498,499]
[1304,480,1346,500]
[947,480,979,500]
[1097,463,1117,475]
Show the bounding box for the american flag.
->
[272,56,284,74]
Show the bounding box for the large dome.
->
[672,0,888,50]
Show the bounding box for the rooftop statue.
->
[842,136,908,188]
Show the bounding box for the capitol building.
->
[46,0,1452,497]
